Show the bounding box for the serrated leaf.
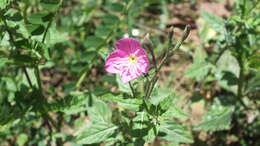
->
[76,100,117,144]
[150,88,174,106]
[185,48,212,81]
[216,50,240,77]
[201,11,225,34]
[194,100,234,131]
[162,104,189,120]
[160,120,193,144]
[185,61,212,81]
[143,128,156,142]
[216,50,239,94]
[47,91,90,114]
[76,122,118,144]
[88,100,112,123]
[100,93,143,111]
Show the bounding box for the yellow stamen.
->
[128,55,137,64]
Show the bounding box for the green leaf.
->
[10,54,38,66]
[17,133,28,146]
[76,122,118,144]
[194,99,234,131]
[0,57,8,68]
[95,25,113,39]
[185,61,212,81]
[88,100,112,123]
[160,120,193,144]
[131,112,156,141]
[40,0,60,11]
[216,50,239,94]
[25,24,45,36]
[0,0,8,9]
[162,104,189,120]
[216,50,240,77]
[116,75,131,93]
[0,87,39,126]
[104,2,124,12]
[47,91,90,115]
[102,14,119,25]
[185,48,212,81]
[249,53,260,70]
[100,93,143,111]
[201,11,225,34]
[150,88,174,106]
[28,12,54,24]
[245,72,260,94]
[143,128,156,142]
[84,36,104,48]
[76,100,117,144]
[4,9,23,21]
[45,23,68,45]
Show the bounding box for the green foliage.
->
[201,11,225,36]
[76,100,118,144]
[101,93,143,111]
[160,120,193,144]
[47,91,90,114]
[185,48,213,81]
[194,98,234,131]
[0,0,259,145]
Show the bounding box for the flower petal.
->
[135,48,150,73]
[105,38,150,83]
[115,38,141,54]
[120,64,143,83]
[105,50,129,74]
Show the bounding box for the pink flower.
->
[105,38,150,83]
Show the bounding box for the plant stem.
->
[3,19,34,89]
[23,67,33,88]
[34,66,43,93]
[41,20,53,44]
[144,25,190,99]
[144,34,158,72]
[237,50,248,109]
[146,76,158,99]
[129,81,135,98]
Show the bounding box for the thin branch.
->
[129,81,135,98]
[145,25,191,99]
[23,67,33,88]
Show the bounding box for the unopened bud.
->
[181,24,191,42]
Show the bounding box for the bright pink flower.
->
[105,38,150,83]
